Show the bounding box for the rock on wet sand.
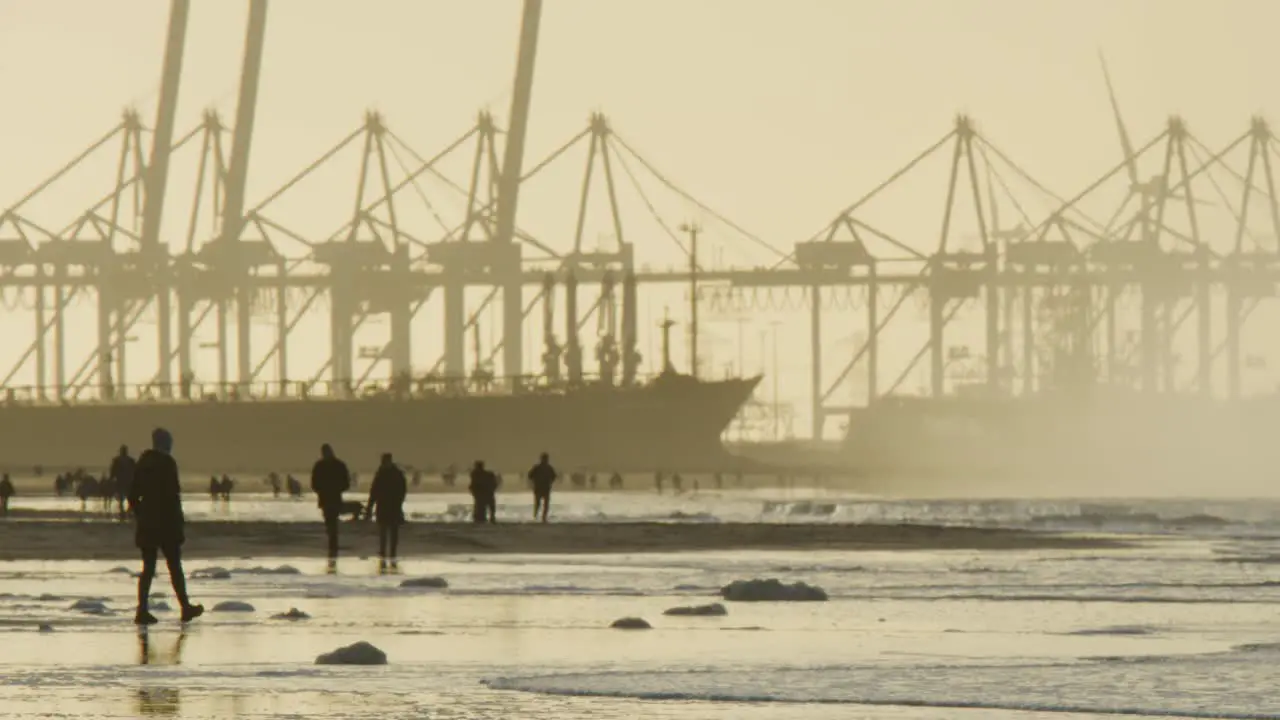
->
[399,577,448,589]
[315,641,387,665]
[69,599,108,614]
[721,578,828,602]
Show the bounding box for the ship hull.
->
[833,390,1280,493]
[723,390,1280,494]
[0,375,761,475]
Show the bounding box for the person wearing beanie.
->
[128,427,204,625]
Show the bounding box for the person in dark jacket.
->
[527,452,557,523]
[0,473,14,515]
[109,445,136,519]
[364,453,407,568]
[311,443,351,567]
[469,461,497,523]
[128,428,203,626]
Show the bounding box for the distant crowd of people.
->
[16,454,725,525]
[0,428,758,628]
[0,455,743,526]
[41,464,136,516]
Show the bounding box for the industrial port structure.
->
[3,0,1280,444]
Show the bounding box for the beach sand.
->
[0,516,1124,560]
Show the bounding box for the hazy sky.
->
[0,0,1277,437]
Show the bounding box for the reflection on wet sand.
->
[137,630,185,715]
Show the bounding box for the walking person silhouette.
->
[311,443,351,571]
[128,428,203,625]
[469,461,498,523]
[365,453,407,570]
[527,452,557,523]
[109,445,136,519]
[0,473,13,515]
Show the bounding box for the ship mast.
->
[680,221,701,378]
[659,308,676,374]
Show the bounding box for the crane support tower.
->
[496,0,543,390]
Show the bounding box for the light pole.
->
[771,321,781,442]
[679,221,701,377]
[758,329,766,376]
[757,328,768,442]
[736,317,745,378]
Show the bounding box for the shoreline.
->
[0,519,1127,561]
[5,473,827,498]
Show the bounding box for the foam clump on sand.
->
[400,577,448,589]
[69,599,109,614]
[234,565,301,576]
[212,600,255,613]
[663,602,728,616]
[315,641,387,665]
[192,567,232,580]
[1066,625,1156,636]
[271,608,310,621]
[668,511,719,522]
[721,579,828,602]
[610,617,652,629]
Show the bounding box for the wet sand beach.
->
[0,516,1124,560]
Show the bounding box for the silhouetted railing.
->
[0,369,714,407]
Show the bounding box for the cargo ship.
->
[0,310,761,475]
[833,387,1279,493]
[727,384,1280,495]
[0,368,760,475]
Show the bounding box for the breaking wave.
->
[756,497,1280,537]
[485,657,1280,717]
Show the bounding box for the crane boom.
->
[225,0,270,389]
[220,0,269,245]
[497,0,542,386]
[496,0,541,245]
[142,0,190,393]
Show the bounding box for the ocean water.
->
[4,499,1280,718]
[21,485,1280,536]
[5,490,1280,717]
